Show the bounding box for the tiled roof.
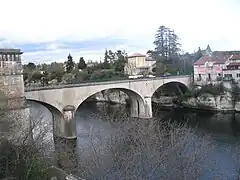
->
[227,62,240,66]
[194,56,211,65]
[194,55,231,65]
[128,53,146,58]
[229,55,240,60]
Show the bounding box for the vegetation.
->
[22,24,204,87]
[65,54,75,73]
[181,83,225,99]
[0,107,215,179]
[78,57,87,70]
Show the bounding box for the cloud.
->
[0,0,239,63]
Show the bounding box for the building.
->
[0,49,23,75]
[124,53,156,75]
[222,55,240,81]
[193,54,231,85]
[0,49,31,144]
[201,45,212,56]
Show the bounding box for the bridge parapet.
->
[24,75,192,92]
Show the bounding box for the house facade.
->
[124,53,156,75]
[193,54,231,85]
[222,55,240,80]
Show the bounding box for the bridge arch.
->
[151,81,189,98]
[75,88,148,118]
[26,99,77,139]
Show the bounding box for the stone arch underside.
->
[152,81,189,98]
[27,99,77,139]
[75,88,148,118]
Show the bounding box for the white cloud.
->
[0,0,240,63]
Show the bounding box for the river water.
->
[29,101,240,179]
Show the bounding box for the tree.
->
[113,50,127,73]
[65,110,213,179]
[41,71,49,86]
[61,73,75,84]
[154,25,167,57]
[26,62,36,72]
[103,49,110,69]
[31,71,43,82]
[108,50,115,65]
[153,25,181,63]
[78,57,86,70]
[65,54,74,73]
[49,62,65,73]
[194,47,203,61]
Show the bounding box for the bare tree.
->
[0,100,55,179]
[54,106,213,180]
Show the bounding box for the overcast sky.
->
[0,0,239,64]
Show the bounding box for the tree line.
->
[23,49,128,86]
[23,24,204,86]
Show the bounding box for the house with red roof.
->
[222,55,240,80]
[124,53,156,75]
[193,54,231,85]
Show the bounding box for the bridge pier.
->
[129,95,152,119]
[143,97,153,119]
[53,105,77,140]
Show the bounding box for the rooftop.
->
[0,49,23,54]
[229,55,240,60]
[194,55,231,65]
[128,53,146,58]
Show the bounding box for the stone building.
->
[0,49,31,144]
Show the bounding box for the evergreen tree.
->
[194,47,203,61]
[78,57,86,70]
[65,53,74,73]
[103,49,110,69]
[113,50,127,73]
[153,25,181,63]
[108,49,116,66]
[26,62,36,72]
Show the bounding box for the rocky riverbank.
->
[173,82,240,112]
[85,82,240,113]
[86,90,166,105]
[86,90,129,104]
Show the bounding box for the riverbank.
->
[85,82,240,114]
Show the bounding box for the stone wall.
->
[0,74,31,144]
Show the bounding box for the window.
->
[208,74,211,81]
[224,74,232,78]
[237,73,240,78]
[197,74,201,81]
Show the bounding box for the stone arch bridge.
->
[24,75,191,139]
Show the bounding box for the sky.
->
[0,0,240,64]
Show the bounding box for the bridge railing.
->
[24,75,191,92]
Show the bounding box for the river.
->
[29,101,240,180]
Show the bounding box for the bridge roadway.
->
[24,75,191,139]
[25,75,191,92]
